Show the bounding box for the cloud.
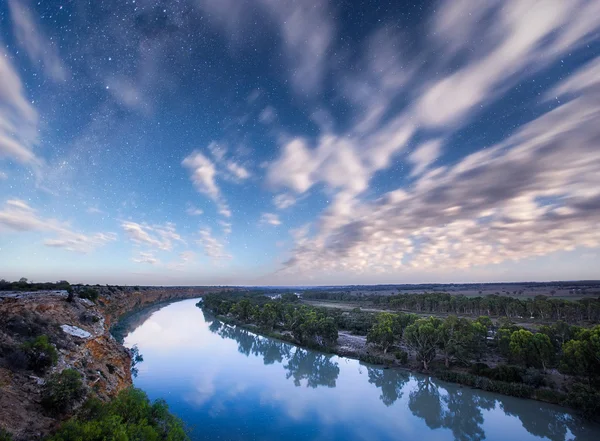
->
[86,206,104,215]
[279,93,600,275]
[408,140,442,177]
[219,220,232,235]
[132,251,159,265]
[195,0,335,94]
[547,56,600,100]
[0,171,7,180]
[121,221,184,251]
[259,0,335,94]
[225,160,250,180]
[166,251,197,270]
[273,194,296,210]
[182,151,220,200]
[0,199,116,253]
[186,205,204,216]
[259,106,277,124]
[8,0,67,81]
[264,0,600,278]
[197,228,232,260]
[183,145,250,217]
[0,50,39,165]
[260,213,281,226]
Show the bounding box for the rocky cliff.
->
[0,286,222,440]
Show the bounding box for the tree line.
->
[303,291,600,323]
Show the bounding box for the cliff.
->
[0,286,221,440]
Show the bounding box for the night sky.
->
[1,0,599,285]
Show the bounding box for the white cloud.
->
[86,206,104,215]
[408,140,442,177]
[0,199,116,253]
[8,0,67,82]
[219,220,232,235]
[0,171,7,180]
[132,251,159,265]
[225,160,250,180]
[0,50,39,165]
[182,151,220,201]
[260,213,281,226]
[546,56,600,100]
[197,228,232,260]
[273,194,296,210]
[121,221,184,251]
[279,94,600,276]
[186,205,204,216]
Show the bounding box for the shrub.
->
[436,370,533,399]
[42,369,86,414]
[48,388,189,441]
[0,428,13,441]
[565,383,600,420]
[394,350,408,364]
[534,388,566,405]
[79,288,99,302]
[522,367,545,388]
[22,335,58,373]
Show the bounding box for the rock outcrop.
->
[0,286,223,440]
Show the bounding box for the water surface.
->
[124,299,599,441]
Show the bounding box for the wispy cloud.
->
[197,228,232,261]
[260,213,282,226]
[186,205,204,216]
[121,221,184,251]
[266,0,600,277]
[132,251,160,265]
[8,0,68,82]
[0,199,116,253]
[0,51,39,165]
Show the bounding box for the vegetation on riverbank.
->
[47,388,188,441]
[303,291,600,323]
[200,292,600,419]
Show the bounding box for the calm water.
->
[123,299,599,441]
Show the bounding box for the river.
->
[122,298,599,441]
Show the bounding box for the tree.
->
[404,318,441,370]
[367,313,396,354]
[259,303,277,331]
[509,330,553,371]
[560,325,600,384]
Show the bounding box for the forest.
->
[302,291,600,323]
[200,292,600,419]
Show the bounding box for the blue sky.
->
[1,0,599,285]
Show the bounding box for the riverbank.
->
[205,310,576,413]
[0,286,219,440]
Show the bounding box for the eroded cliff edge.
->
[0,286,221,440]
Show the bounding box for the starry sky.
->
[1,0,599,286]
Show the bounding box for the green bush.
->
[394,350,408,364]
[42,369,86,414]
[48,388,189,441]
[565,383,600,420]
[22,335,58,373]
[79,288,99,302]
[436,370,533,398]
[0,428,13,441]
[534,388,566,405]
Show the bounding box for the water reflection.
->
[365,366,409,406]
[123,299,600,441]
[206,312,340,388]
